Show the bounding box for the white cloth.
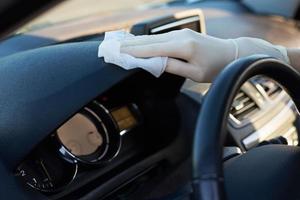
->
[98,30,168,77]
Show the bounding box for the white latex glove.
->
[121,29,290,82]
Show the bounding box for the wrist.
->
[212,38,237,75]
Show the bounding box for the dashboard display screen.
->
[150,16,200,34]
[111,106,137,133]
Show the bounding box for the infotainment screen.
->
[130,9,206,35]
[150,16,201,34]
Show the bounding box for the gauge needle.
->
[40,159,52,182]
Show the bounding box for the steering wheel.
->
[192,55,300,200]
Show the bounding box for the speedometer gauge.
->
[57,113,104,156]
[56,102,121,165]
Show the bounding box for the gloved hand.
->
[121,29,289,82]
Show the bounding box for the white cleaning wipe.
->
[98,30,168,77]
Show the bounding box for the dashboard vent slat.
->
[230,91,259,121]
[253,76,282,99]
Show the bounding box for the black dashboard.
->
[9,10,203,199]
[15,72,189,199]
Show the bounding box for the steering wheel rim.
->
[192,55,300,200]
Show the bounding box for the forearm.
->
[206,37,292,81]
[119,29,298,83]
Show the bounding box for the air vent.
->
[260,80,282,99]
[252,77,282,99]
[230,91,260,121]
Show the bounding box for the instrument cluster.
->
[16,101,140,193]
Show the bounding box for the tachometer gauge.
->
[16,149,77,193]
[56,102,121,165]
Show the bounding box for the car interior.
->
[1,0,300,200]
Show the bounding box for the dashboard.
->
[2,3,299,200]
[15,71,187,199]
[13,10,204,199]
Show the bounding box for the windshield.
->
[18,0,170,33]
